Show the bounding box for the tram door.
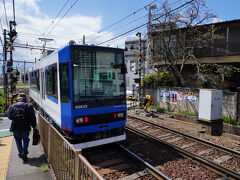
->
[40,69,45,104]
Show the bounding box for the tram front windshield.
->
[72,49,125,108]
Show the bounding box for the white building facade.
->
[124,37,153,97]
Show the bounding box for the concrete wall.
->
[222,91,238,120]
[145,87,239,122]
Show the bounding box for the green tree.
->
[150,0,231,87]
[142,71,175,88]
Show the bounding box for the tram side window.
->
[45,63,58,99]
[36,70,40,90]
[60,63,70,103]
[30,70,40,91]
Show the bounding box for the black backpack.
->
[11,105,28,132]
[15,106,26,121]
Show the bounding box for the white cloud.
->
[0,0,107,62]
[15,0,41,15]
[211,17,223,23]
[1,0,130,67]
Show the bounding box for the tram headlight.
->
[117,112,124,118]
[75,117,84,124]
[114,112,125,119]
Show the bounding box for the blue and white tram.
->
[29,44,127,149]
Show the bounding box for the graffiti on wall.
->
[157,90,197,103]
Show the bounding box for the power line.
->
[86,0,160,42]
[18,31,83,39]
[87,0,182,44]
[0,59,35,63]
[44,0,79,37]
[87,13,148,44]
[2,0,9,30]
[97,0,194,46]
[13,42,58,51]
[41,0,71,36]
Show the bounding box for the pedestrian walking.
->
[7,93,36,163]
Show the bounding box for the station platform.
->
[0,117,52,180]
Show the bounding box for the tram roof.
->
[58,44,124,52]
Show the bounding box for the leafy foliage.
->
[40,163,49,172]
[149,106,166,113]
[179,111,198,117]
[222,116,240,127]
[196,64,240,89]
[142,71,175,88]
[0,90,6,114]
[196,73,221,89]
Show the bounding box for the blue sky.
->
[0,0,240,70]
[206,0,240,21]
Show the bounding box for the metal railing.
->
[36,111,104,180]
[127,99,139,109]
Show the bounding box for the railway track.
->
[127,115,240,179]
[83,143,171,180]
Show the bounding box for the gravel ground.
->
[128,110,240,151]
[103,167,146,180]
[135,174,158,180]
[122,130,219,179]
[185,144,211,154]
[202,149,228,160]
[161,159,218,180]
[221,156,240,172]
[152,130,173,137]
[83,144,147,180]
[171,138,195,147]
[131,123,148,129]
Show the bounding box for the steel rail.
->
[128,115,240,157]
[118,144,172,180]
[125,125,240,179]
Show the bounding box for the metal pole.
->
[83,35,85,44]
[9,21,14,105]
[3,29,8,108]
[12,0,16,22]
[23,60,25,84]
[136,32,142,107]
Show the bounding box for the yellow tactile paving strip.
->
[0,136,13,180]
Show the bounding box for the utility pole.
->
[136,32,142,107]
[147,4,156,75]
[3,29,8,107]
[23,60,26,84]
[38,38,54,54]
[83,35,85,44]
[8,20,18,105]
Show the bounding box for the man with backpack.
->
[7,93,36,163]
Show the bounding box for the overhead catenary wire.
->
[41,0,71,36]
[87,0,183,44]
[18,31,84,40]
[97,0,194,46]
[44,0,79,37]
[86,0,160,42]
[86,13,149,44]
[13,42,58,50]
